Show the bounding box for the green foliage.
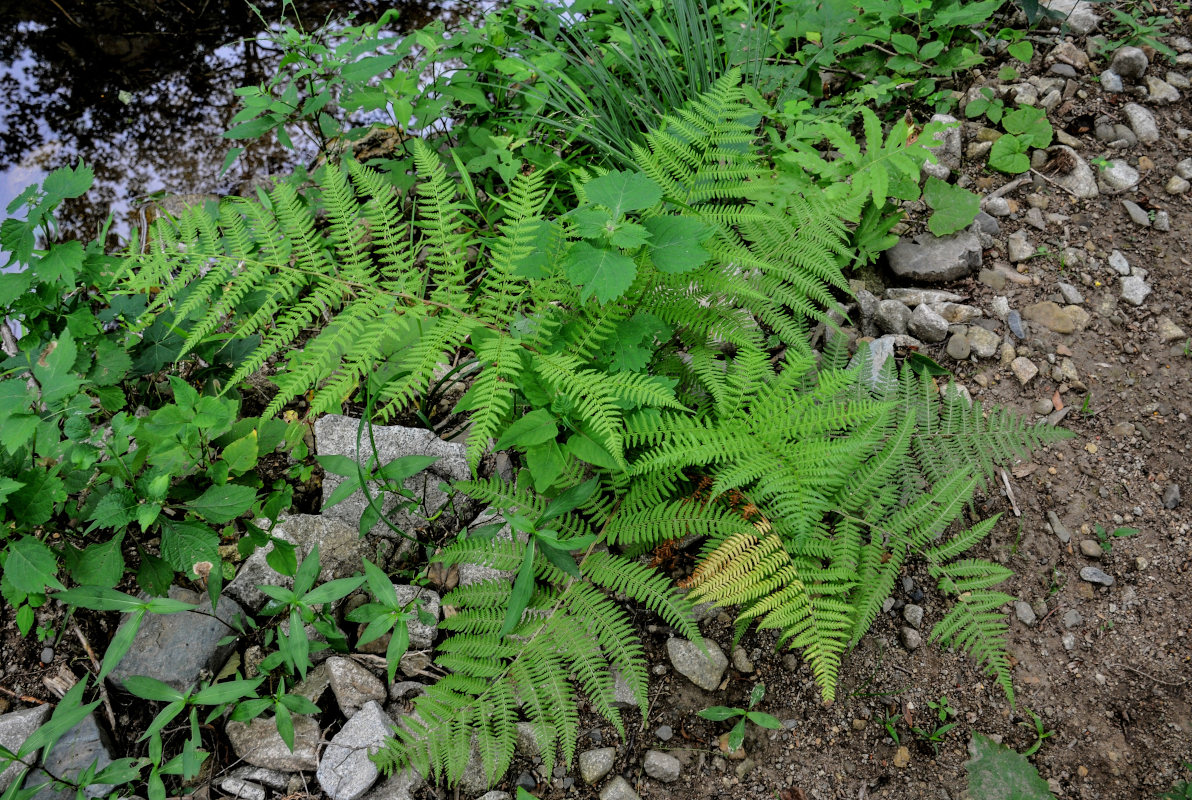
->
[1163,764,1192,800]
[697,682,783,751]
[924,177,981,236]
[989,134,1032,174]
[965,88,1006,124]
[965,732,1052,800]
[1093,523,1139,555]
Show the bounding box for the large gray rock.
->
[225,715,320,772]
[1046,147,1098,198]
[325,657,388,716]
[908,304,949,343]
[885,231,982,282]
[1120,276,1153,306]
[359,769,424,800]
[666,638,728,691]
[925,114,962,171]
[1097,160,1140,194]
[1110,46,1148,79]
[23,714,114,800]
[599,776,643,800]
[107,587,243,692]
[874,300,911,335]
[226,514,368,612]
[1122,103,1160,143]
[1044,0,1099,33]
[317,702,396,800]
[0,705,52,791]
[315,415,471,539]
[580,748,617,784]
[643,750,681,782]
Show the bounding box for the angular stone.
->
[643,750,681,783]
[358,586,440,653]
[226,716,320,772]
[23,713,114,800]
[599,776,642,800]
[1014,601,1037,626]
[1120,276,1152,306]
[360,770,424,800]
[1057,282,1084,305]
[1100,69,1124,92]
[1007,232,1034,263]
[1047,146,1099,198]
[0,705,52,792]
[1157,317,1188,343]
[457,510,518,587]
[666,638,728,691]
[1122,103,1159,143]
[1011,357,1039,386]
[1044,0,1099,33]
[1167,175,1191,194]
[219,778,266,800]
[900,627,922,651]
[902,604,924,630]
[908,304,949,343]
[1079,567,1114,586]
[108,587,244,692]
[885,231,982,282]
[1146,76,1181,103]
[874,299,911,335]
[932,302,982,324]
[325,657,387,716]
[1048,511,1072,544]
[1108,250,1131,275]
[317,702,395,800]
[579,748,617,784]
[1110,46,1148,79]
[925,114,962,170]
[1023,302,1075,334]
[229,767,289,791]
[315,415,471,539]
[1122,199,1151,227]
[226,514,368,612]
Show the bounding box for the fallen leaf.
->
[1052,390,1063,410]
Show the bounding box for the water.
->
[0,0,446,257]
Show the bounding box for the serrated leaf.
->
[183,484,258,523]
[923,177,980,236]
[42,162,94,204]
[221,431,259,476]
[988,134,1031,174]
[66,533,125,588]
[644,216,712,274]
[137,553,174,596]
[584,171,662,217]
[965,733,1051,800]
[36,241,85,284]
[1002,106,1052,148]
[4,536,65,594]
[159,520,220,578]
[563,241,637,304]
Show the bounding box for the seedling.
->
[880,710,903,746]
[1162,763,1192,799]
[697,683,784,751]
[912,695,958,754]
[1017,708,1055,756]
[1093,523,1139,555]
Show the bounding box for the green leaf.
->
[191,677,265,705]
[563,242,638,305]
[603,313,671,373]
[54,586,143,611]
[496,409,558,450]
[137,553,174,597]
[525,441,566,493]
[302,576,364,606]
[746,711,784,730]
[584,171,662,217]
[37,241,85,284]
[183,484,258,524]
[965,733,1051,800]
[221,432,259,476]
[501,542,537,636]
[293,545,321,596]
[124,676,186,703]
[1007,40,1034,63]
[32,331,82,407]
[537,541,581,579]
[265,539,298,578]
[274,704,295,753]
[696,706,743,721]
[314,454,359,477]
[100,607,144,681]
[644,217,712,274]
[19,678,99,759]
[159,520,220,578]
[384,619,410,684]
[375,455,439,483]
[923,177,980,236]
[1002,106,1053,148]
[42,162,93,203]
[988,134,1031,174]
[727,718,747,751]
[5,537,65,594]
[537,477,599,524]
[66,533,125,589]
[565,433,621,471]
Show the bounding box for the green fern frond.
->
[929,589,1017,703]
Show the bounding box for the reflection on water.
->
[0,0,446,254]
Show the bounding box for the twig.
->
[985,175,1032,202]
[73,623,118,731]
[1000,468,1021,517]
[1030,168,1080,198]
[0,685,46,704]
[1105,663,1189,687]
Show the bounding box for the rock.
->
[317,702,395,800]
[1178,158,1192,180]
[1032,398,1054,415]
[983,196,1012,217]
[1110,46,1148,80]
[926,114,962,171]
[0,705,53,792]
[967,327,1000,359]
[899,627,922,651]
[1122,103,1159,143]
[1062,633,1077,651]
[229,767,289,791]
[107,587,243,692]
[979,268,1007,290]
[1166,175,1191,194]
[22,713,114,800]
[1079,539,1103,558]
[599,777,642,800]
[1014,601,1037,626]
[643,750,681,783]
[1146,76,1181,103]
[1163,484,1181,509]
[514,722,542,759]
[885,231,982,282]
[656,725,674,742]
[1099,69,1124,92]
[893,745,911,768]
[902,604,924,630]
[220,778,266,800]
[1121,200,1151,227]
[1044,0,1099,33]
[1057,283,1084,305]
[1011,357,1038,386]
[1079,567,1114,586]
[226,716,320,772]
[359,586,440,652]
[1063,609,1082,629]
[1157,317,1188,343]
[1120,276,1152,306]
[1007,232,1034,263]
[731,646,755,673]
[932,302,982,323]
[875,300,911,335]
[610,668,639,709]
[457,510,518,587]
[325,657,387,716]
[226,515,368,612]
[667,638,728,691]
[1050,41,1090,70]
[1109,250,1131,275]
[885,288,965,305]
[972,211,1000,234]
[361,769,424,800]
[579,748,617,784]
[315,415,471,539]
[947,333,971,360]
[1048,511,1072,543]
[1097,161,1140,194]
[475,793,511,800]
[1155,211,1171,232]
[908,304,949,343]
[1023,302,1075,334]
[1046,146,1099,198]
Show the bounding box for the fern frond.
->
[929,590,1017,703]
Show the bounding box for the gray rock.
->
[1007,232,1034,263]
[731,646,755,673]
[611,668,639,709]
[1110,46,1148,80]
[457,510,518,587]
[1163,484,1181,509]
[886,288,965,305]
[972,211,1001,234]
[1079,567,1114,586]
[315,414,471,539]
[667,638,728,691]
[1122,103,1159,143]
[655,725,674,742]
[1174,71,1192,88]
[23,714,114,800]
[475,793,512,800]
[875,299,912,335]
[386,586,440,650]
[1167,175,1191,194]
[226,514,368,612]
[325,657,387,716]
[108,587,243,692]
[643,750,681,783]
[932,302,982,324]
[899,627,922,651]
[579,748,617,784]
[229,767,289,791]
[1097,161,1140,194]
[1121,199,1151,227]
[1044,0,1099,33]
[1155,211,1171,232]
[360,769,424,800]
[1112,123,1138,147]
[1079,539,1103,558]
[946,333,971,360]
[885,231,982,282]
[0,705,53,792]
[902,604,924,630]
[908,304,949,343]
[1014,601,1037,626]
[1048,511,1072,543]
[926,114,962,171]
[1099,69,1124,92]
[1011,357,1038,386]
[226,716,320,772]
[317,702,395,800]
[1120,276,1152,306]
[983,196,1012,217]
[852,337,896,393]
[1178,158,1192,180]
[967,327,1000,359]
[1058,282,1084,305]
[599,777,642,800]
[515,722,542,758]
[1062,633,1077,651]
[1158,317,1188,343]
[219,778,266,800]
[1063,609,1083,629]
[1146,76,1181,103]
[1109,250,1131,275]
[1047,146,1099,198]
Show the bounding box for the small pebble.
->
[656,725,673,742]
[1079,539,1102,559]
[902,604,924,630]
[1079,567,1114,586]
[1162,484,1181,509]
[900,627,922,651]
[1014,601,1036,626]
[1063,609,1083,629]
[40,647,54,664]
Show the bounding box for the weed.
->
[1094,524,1139,555]
[1016,709,1054,756]
[697,683,784,751]
[1162,763,1192,799]
[881,711,903,746]
[912,696,959,755]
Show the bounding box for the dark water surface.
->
[0,0,446,253]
